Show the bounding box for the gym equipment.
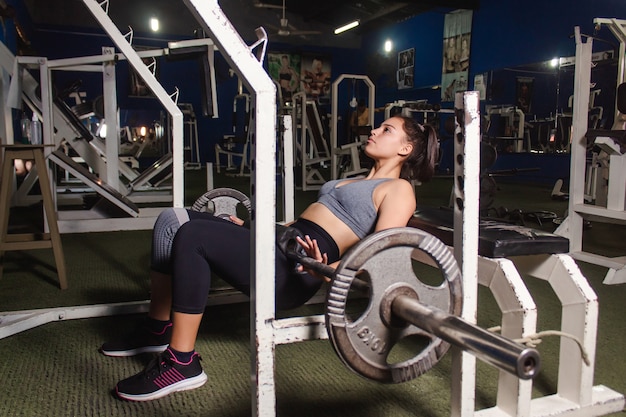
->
[191,186,553,383]
[484,105,529,153]
[179,103,201,170]
[0,26,220,232]
[556,23,626,284]
[215,79,251,176]
[191,187,252,219]
[279,227,540,383]
[291,92,332,190]
[410,206,569,258]
[329,74,375,180]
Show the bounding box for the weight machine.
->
[555,22,626,285]
[0,10,219,232]
[329,74,375,180]
[215,74,253,176]
[290,91,332,190]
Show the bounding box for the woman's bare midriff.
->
[298,203,360,255]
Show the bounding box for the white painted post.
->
[563,27,592,254]
[281,114,295,223]
[102,46,119,192]
[205,162,214,192]
[180,2,277,416]
[450,91,481,417]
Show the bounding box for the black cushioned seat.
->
[408,206,569,258]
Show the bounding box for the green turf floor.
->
[0,170,624,416]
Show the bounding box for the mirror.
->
[479,52,618,154]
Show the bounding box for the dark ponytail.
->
[398,116,439,182]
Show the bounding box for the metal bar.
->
[102,47,119,191]
[392,295,540,380]
[451,91,481,417]
[180,3,277,417]
[281,114,295,223]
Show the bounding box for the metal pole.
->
[181,2,277,416]
[451,91,481,417]
[391,295,539,380]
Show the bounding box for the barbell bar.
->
[283,226,540,384]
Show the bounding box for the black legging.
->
[169,214,339,313]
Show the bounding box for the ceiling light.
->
[150,17,159,32]
[334,20,359,35]
[384,39,393,52]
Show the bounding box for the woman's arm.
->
[374,180,416,232]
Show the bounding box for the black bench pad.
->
[408,207,569,258]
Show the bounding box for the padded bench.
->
[408,206,569,258]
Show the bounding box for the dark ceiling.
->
[22,0,479,49]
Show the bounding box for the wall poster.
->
[300,54,331,102]
[397,48,415,90]
[441,10,473,102]
[267,52,301,103]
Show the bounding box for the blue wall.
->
[4,0,626,177]
[364,0,626,106]
[360,0,625,184]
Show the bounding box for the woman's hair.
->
[396,115,439,182]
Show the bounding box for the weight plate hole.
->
[411,253,446,287]
[386,334,435,365]
[344,270,372,323]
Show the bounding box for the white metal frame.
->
[280,114,295,223]
[82,0,184,209]
[555,24,626,285]
[329,74,375,180]
[0,17,219,232]
[180,3,277,416]
[485,105,529,152]
[451,91,481,416]
[215,91,252,176]
[291,91,331,190]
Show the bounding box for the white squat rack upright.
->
[555,21,626,284]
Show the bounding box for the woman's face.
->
[364,117,409,159]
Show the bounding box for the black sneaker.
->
[115,348,207,401]
[100,320,172,357]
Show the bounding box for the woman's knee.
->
[151,208,190,273]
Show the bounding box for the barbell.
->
[282,227,540,384]
[194,188,541,384]
[191,187,252,219]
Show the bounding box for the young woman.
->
[100,115,439,401]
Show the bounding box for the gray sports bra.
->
[317,178,392,239]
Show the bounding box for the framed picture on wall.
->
[441,10,473,102]
[267,52,301,103]
[397,48,414,90]
[129,47,159,98]
[300,54,331,102]
[516,77,534,114]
